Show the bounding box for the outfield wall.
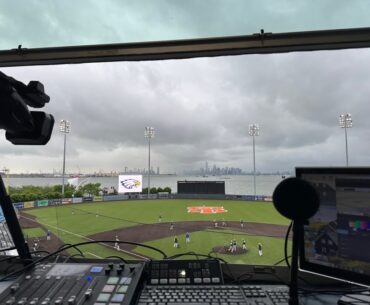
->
[11,193,273,211]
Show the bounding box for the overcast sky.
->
[1,48,370,174]
[1,1,370,174]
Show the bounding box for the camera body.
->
[0,71,54,145]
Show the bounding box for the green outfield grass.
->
[22,199,290,264]
[23,227,46,238]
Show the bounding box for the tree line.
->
[9,184,172,203]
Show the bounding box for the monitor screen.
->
[297,167,370,286]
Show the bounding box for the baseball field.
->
[20,199,291,266]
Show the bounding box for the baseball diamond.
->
[19,199,291,265]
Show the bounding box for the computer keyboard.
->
[138,284,289,305]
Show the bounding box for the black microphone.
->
[273,177,319,222]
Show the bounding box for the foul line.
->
[85,251,102,259]
[21,215,148,261]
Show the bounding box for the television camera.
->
[0,71,54,145]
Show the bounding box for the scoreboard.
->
[177,181,225,194]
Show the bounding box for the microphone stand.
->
[289,220,301,305]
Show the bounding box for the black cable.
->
[234,272,254,283]
[57,243,84,256]
[166,252,201,260]
[0,246,16,252]
[284,221,292,269]
[273,255,292,266]
[0,255,20,264]
[167,251,226,263]
[63,253,85,263]
[206,249,237,283]
[165,251,236,283]
[29,250,50,256]
[104,256,129,264]
[0,239,167,282]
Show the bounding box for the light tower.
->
[338,114,352,166]
[1,168,10,193]
[249,124,260,199]
[59,120,71,199]
[144,127,155,198]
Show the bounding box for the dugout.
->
[177,181,225,195]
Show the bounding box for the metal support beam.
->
[1,27,370,67]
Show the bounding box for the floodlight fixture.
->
[249,123,260,136]
[59,120,71,133]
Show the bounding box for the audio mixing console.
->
[0,262,144,305]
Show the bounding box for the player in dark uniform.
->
[174,236,179,248]
[258,242,263,256]
[242,240,247,251]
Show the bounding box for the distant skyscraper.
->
[157,167,160,175]
[205,161,209,174]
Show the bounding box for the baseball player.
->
[232,240,237,253]
[46,230,51,241]
[228,240,233,252]
[240,219,244,229]
[242,240,247,251]
[174,236,179,248]
[170,222,174,230]
[258,242,263,256]
[185,232,190,243]
[114,235,120,250]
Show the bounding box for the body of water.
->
[8,175,286,196]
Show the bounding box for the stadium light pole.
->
[249,124,260,200]
[1,167,10,193]
[339,114,352,166]
[60,120,71,199]
[145,127,155,198]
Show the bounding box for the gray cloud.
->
[1,47,370,174]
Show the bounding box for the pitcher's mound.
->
[212,246,248,255]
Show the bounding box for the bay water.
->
[9,175,286,196]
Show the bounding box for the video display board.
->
[118,175,143,193]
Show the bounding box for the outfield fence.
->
[10,193,273,211]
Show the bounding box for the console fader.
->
[0,262,144,305]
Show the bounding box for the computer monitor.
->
[297,167,370,286]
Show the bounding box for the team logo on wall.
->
[118,175,143,193]
[187,206,228,214]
